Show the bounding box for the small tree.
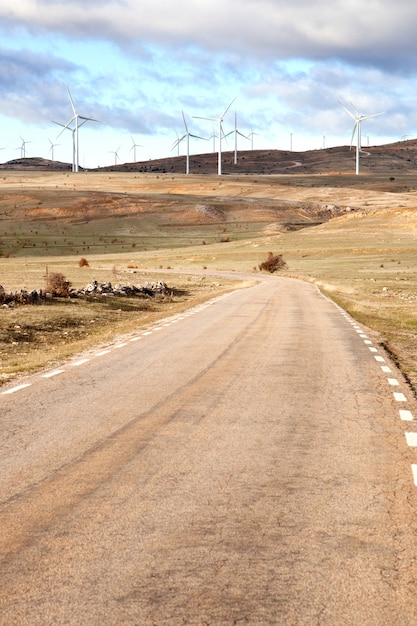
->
[258,252,287,273]
[45,271,72,297]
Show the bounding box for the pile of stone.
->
[0,280,169,307]
[74,280,169,298]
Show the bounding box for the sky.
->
[0,0,416,169]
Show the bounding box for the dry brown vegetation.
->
[2,152,417,391]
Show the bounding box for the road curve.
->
[1,275,417,625]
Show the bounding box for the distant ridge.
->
[1,139,417,175]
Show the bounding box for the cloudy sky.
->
[0,0,416,168]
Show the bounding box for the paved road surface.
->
[1,275,417,625]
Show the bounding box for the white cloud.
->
[2,0,417,70]
[0,0,416,167]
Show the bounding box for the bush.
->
[79,257,90,267]
[45,271,72,297]
[258,252,287,273]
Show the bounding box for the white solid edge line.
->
[2,383,32,395]
[400,410,414,421]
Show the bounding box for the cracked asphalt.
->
[1,275,417,625]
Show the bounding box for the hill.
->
[1,139,417,175]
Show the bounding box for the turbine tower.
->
[130,137,142,162]
[48,138,60,161]
[194,98,236,175]
[17,136,31,159]
[53,119,88,172]
[109,146,120,165]
[225,112,249,165]
[172,111,206,174]
[247,127,259,151]
[338,100,383,175]
[59,88,99,172]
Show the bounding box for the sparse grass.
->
[3,170,417,393]
[0,272,242,385]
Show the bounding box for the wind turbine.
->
[338,100,384,175]
[58,88,99,172]
[225,112,249,165]
[53,119,88,171]
[48,138,60,161]
[17,136,31,159]
[109,146,120,165]
[172,111,206,174]
[247,127,259,151]
[209,126,218,152]
[130,137,142,162]
[194,98,236,175]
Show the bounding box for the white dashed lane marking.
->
[2,383,32,395]
[71,358,90,367]
[388,378,400,386]
[400,410,414,421]
[394,392,407,402]
[42,370,65,379]
[0,298,215,396]
[405,432,417,447]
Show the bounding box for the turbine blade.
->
[220,97,237,119]
[56,116,76,138]
[182,111,190,134]
[79,115,100,123]
[67,87,76,115]
[193,115,217,122]
[350,121,359,149]
[338,100,356,120]
[360,111,384,121]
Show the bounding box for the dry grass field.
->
[1,166,417,392]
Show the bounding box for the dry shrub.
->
[258,252,287,273]
[79,257,90,267]
[45,271,72,297]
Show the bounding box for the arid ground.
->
[2,145,417,391]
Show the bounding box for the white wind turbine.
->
[48,138,60,161]
[172,111,206,174]
[225,112,249,165]
[247,127,259,151]
[17,136,31,159]
[109,146,120,165]
[53,119,88,171]
[130,137,142,162]
[194,98,236,175]
[209,126,218,152]
[58,88,99,172]
[338,100,384,175]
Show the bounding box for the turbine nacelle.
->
[338,99,384,175]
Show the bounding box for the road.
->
[1,275,417,625]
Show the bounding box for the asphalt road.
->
[1,275,417,625]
